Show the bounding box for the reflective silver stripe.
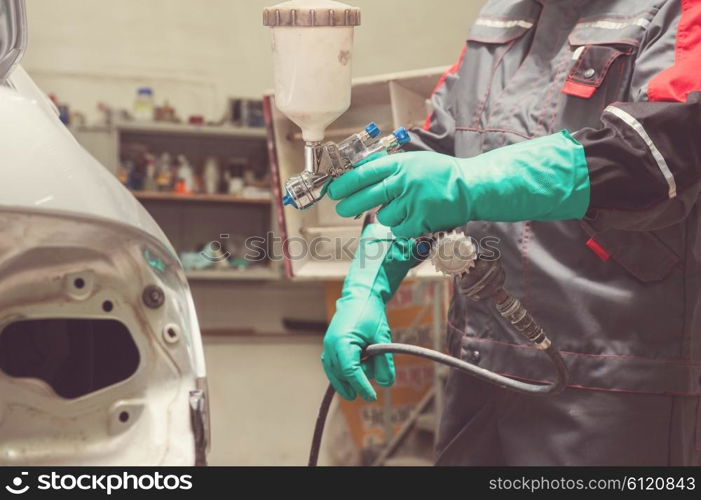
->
[604,105,677,199]
[474,18,533,29]
[572,45,585,61]
[577,18,650,30]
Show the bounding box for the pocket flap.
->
[562,13,646,100]
[561,43,634,98]
[580,221,680,283]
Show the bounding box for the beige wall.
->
[22,0,484,123]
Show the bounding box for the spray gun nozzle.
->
[282,192,297,208]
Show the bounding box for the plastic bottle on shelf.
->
[175,154,194,194]
[225,158,246,196]
[155,152,174,192]
[134,87,154,121]
[143,154,157,191]
[127,162,145,191]
[116,160,130,186]
[203,156,220,195]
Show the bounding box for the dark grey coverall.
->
[410,0,701,465]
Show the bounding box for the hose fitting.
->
[495,295,551,350]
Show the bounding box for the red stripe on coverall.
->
[586,238,611,262]
[648,0,701,102]
[422,45,468,131]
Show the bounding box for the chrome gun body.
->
[283,123,410,210]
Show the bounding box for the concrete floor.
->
[203,334,332,466]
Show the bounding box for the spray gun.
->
[263,1,412,209]
[282,124,410,209]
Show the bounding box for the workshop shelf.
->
[72,115,281,285]
[131,191,271,205]
[115,120,268,139]
[185,268,280,281]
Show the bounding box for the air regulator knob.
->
[430,231,477,277]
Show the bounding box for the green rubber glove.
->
[321,222,420,402]
[328,131,590,238]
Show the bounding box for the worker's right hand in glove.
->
[321,222,419,401]
[328,130,590,238]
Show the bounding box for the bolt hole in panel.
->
[164,324,180,344]
[0,318,139,399]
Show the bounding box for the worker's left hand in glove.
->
[322,222,420,402]
[328,131,591,238]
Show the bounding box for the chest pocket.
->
[580,219,681,283]
[557,15,650,131]
[562,44,635,100]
